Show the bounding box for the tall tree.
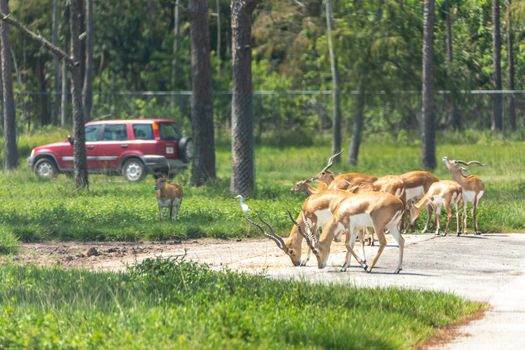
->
[172,0,180,90]
[421,0,436,170]
[492,0,503,131]
[230,0,258,196]
[506,0,516,129]
[0,0,17,169]
[325,0,341,163]
[70,0,89,188]
[52,0,60,123]
[189,0,216,186]
[0,0,89,189]
[348,0,384,165]
[444,0,461,130]
[82,0,93,121]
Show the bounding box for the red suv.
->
[28,119,192,182]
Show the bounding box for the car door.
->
[61,124,102,170]
[97,123,129,171]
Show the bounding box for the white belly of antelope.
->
[314,208,332,226]
[405,186,425,201]
[349,213,374,229]
[463,191,477,204]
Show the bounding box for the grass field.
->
[0,257,483,349]
[0,130,524,252]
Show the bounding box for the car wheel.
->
[34,158,58,179]
[178,137,193,163]
[122,159,146,182]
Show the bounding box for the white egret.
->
[235,195,250,213]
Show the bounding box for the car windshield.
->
[159,123,182,141]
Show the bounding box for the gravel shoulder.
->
[6,233,525,349]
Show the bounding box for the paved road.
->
[95,233,525,349]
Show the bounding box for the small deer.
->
[154,177,183,221]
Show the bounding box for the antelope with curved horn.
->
[293,191,406,274]
[442,156,485,234]
[312,151,377,190]
[290,178,328,196]
[410,180,463,236]
[399,170,439,233]
[247,190,352,266]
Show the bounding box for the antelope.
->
[290,178,328,196]
[293,191,406,273]
[312,151,377,190]
[442,157,485,234]
[247,189,365,267]
[154,177,183,221]
[409,180,463,236]
[399,170,439,233]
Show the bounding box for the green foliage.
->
[0,228,19,255]
[1,130,524,246]
[0,259,483,349]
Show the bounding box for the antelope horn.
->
[287,210,316,252]
[466,160,485,166]
[453,159,469,166]
[301,211,318,244]
[320,150,343,172]
[245,216,285,251]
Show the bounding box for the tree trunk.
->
[172,0,180,90]
[52,0,60,125]
[421,0,436,170]
[325,0,341,162]
[61,59,68,127]
[506,0,516,129]
[82,0,93,121]
[347,0,384,165]
[492,0,503,131]
[70,0,89,189]
[37,56,51,125]
[189,0,216,186]
[216,0,221,76]
[349,84,365,165]
[444,0,460,130]
[230,0,258,196]
[0,0,17,169]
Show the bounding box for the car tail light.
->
[152,122,160,140]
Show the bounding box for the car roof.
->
[85,119,177,125]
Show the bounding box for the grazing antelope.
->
[155,177,183,221]
[247,190,360,267]
[410,180,463,236]
[312,152,377,190]
[293,191,405,274]
[442,157,485,234]
[290,178,328,196]
[399,170,439,233]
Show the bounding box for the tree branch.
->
[0,11,74,66]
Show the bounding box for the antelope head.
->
[287,210,330,269]
[245,212,302,266]
[312,151,342,185]
[442,156,485,176]
[290,178,311,194]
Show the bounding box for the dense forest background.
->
[3,0,525,141]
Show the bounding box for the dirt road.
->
[8,233,525,349]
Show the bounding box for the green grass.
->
[0,258,483,349]
[0,130,524,250]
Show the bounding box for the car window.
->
[159,123,182,141]
[133,124,154,140]
[85,125,103,142]
[103,124,128,141]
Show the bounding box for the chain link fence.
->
[9,90,525,139]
